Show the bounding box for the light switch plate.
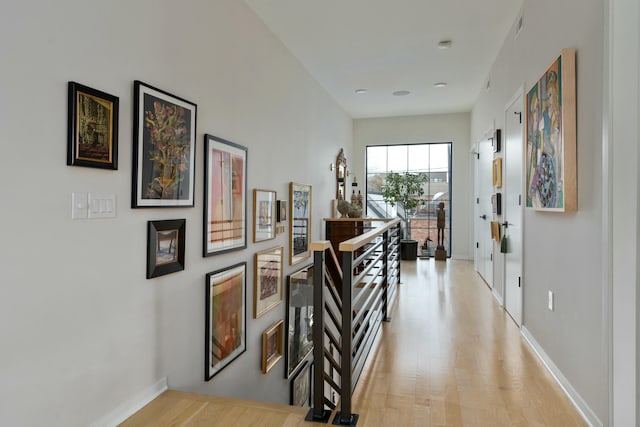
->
[548,290,554,311]
[88,193,116,219]
[72,192,88,219]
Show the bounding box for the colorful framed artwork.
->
[253,189,277,243]
[205,262,247,381]
[290,361,311,407]
[254,246,284,318]
[67,82,119,169]
[277,200,287,223]
[203,134,248,256]
[525,48,577,211]
[289,182,312,265]
[285,264,314,379]
[262,320,284,374]
[146,219,186,279]
[492,158,502,188]
[132,80,197,208]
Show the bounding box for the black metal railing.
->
[305,219,401,425]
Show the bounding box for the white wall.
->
[0,1,351,425]
[352,113,472,260]
[471,0,607,424]
[609,0,640,425]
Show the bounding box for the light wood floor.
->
[121,259,586,426]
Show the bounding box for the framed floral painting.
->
[132,81,197,208]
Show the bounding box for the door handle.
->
[502,221,509,228]
[479,215,487,220]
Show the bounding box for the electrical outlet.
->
[548,290,554,311]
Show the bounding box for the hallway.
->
[123,259,586,426]
[351,259,586,426]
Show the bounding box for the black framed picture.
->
[67,81,119,169]
[285,264,314,378]
[205,262,247,381]
[203,134,248,256]
[146,219,186,279]
[132,81,197,208]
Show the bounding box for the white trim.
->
[492,288,504,307]
[521,327,602,427]
[90,377,168,427]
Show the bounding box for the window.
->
[366,143,452,255]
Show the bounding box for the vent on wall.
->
[515,13,524,38]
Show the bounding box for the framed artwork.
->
[67,82,119,169]
[253,189,277,243]
[289,182,312,265]
[285,264,314,378]
[491,192,502,215]
[146,219,186,279]
[492,158,502,188]
[261,320,284,374]
[254,246,284,318]
[132,80,197,208]
[492,128,502,153]
[203,134,248,256]
[290,361,311,407]
[205,262,247,381]
[525,48,577,211]
[277,200,287,223]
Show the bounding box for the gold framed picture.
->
[262,320,284,374]
[492,158,502,188]
[254,246,284,318]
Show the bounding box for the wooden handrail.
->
[338,218,401,252]
[310,240,342,281]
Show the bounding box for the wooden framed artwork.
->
[525,48,577,211]
[285,264,314,379]
[205,262,247,381]
[132,81,197,208]
[289,182,312,265]
[203,134,247,256]
[146,219,186,279]
[290,361,311,407]
[262,320,284,374]
[254,246,284,318]
[492,158,502,188]
[253,189,277,243]
[67,82,119,169]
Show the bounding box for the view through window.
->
[366,143,452,255]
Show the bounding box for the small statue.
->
[437,202,445,248]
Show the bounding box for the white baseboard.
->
[492,289,504,307]
[91,377,168,427]
[521,327,602,427]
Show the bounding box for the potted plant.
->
[381,171,429,260]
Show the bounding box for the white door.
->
[504,93,524,326]
[475,137,493,287]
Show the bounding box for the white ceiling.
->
[245,0,524,119]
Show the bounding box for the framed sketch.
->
[285,264,314,378]
[289,182,312,265]
[525,48,577,211]
[262,320,284,374]
[492,158,502,188]
[146,219,185,279]
[205,262,247,381]
[277,200,287,223]
[203,134,247,256]
[254,246,284,318]
[290,361,311,407]
[253,189,277,243]
[132,80,197,208]
[67,82,119,169]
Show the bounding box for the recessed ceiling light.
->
[437,40,452,49]
[433,82,447,88]
[392,90,410,96]
[355,89,368,94]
